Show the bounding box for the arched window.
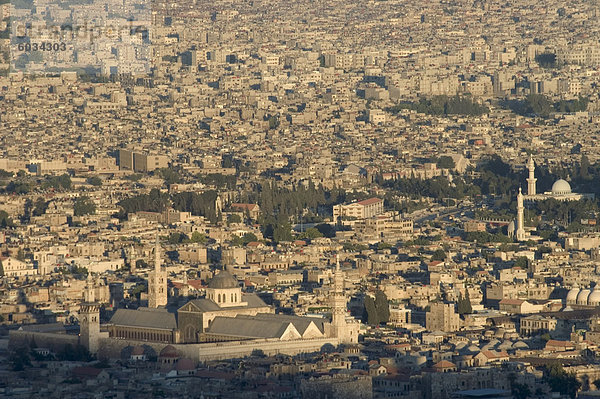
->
[231,293,234,302]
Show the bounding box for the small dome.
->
[159,345,179,358]
[512,341,529,349]
[498,340,512,350]
[588,288,600,306]
[175,358,196,371]
[566,287,581,304]
[552,179,572,195]
[577,289,591,305]
[208,270,239,289]
[131,346,145,356]
[454,342,468,351]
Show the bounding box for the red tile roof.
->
[357,197,383,206]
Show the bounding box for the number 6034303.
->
[17,42,67,51]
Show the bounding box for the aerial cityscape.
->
[3,0,600,398]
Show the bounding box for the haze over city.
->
[3,0,600,398]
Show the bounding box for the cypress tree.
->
[364,295,379,325]
[375,290,390,323]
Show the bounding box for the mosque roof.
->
[207,270,239,289]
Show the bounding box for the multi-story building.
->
[333,198,384,221]
[426,303,460,332]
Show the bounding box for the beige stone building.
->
[426,303,460,332]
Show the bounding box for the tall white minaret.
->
[80,272,100,354]
[148,233,167,308]
[527,155,537,196]
[516,188,526,241]
[84,272,95,303]
[330,254,347,339]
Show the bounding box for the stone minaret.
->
[330,254,347,339]
[516,188,526,241]
[80,273,100,354]
[148,234,167,308]
[128,245,137,273]
[527,155,537,196]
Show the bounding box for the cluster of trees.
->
[383,176,480,200]
[167,231,206,245]
[41,174,72,190]
[172,191,220,223]
[535,53,557,68]
[198,173,237,189]
[531,198,597,230]
[505,94,589,118]
[243,181,339,243]
[253,181,327,221]
[155,168,182,185]
[464,231,513,244]
[3,174,72,195]
[363,290,390,325]
[86,176,102,186]
[231,232,258,247]
[555,97,589,113]
[544,363,581,399]
[9,339,94,371]
[74,196,96,216]
[117,188,170,218]
[387,95,489,116]
[432,156,456,169]
[474,155,523,197]
[4,180,31,194]
[0,210,13,228]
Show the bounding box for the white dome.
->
[552,179,572,195]
[588,289,600,306]
[566,288,580,304]
[577,289,591,305]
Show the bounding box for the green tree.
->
[436,156,455,169]
[32,197,48,217]
[299,227,323,239]
[457,290,473,315]
[0,258,4,277]
[273,222,292,243]
[315,223,336,238]
[535,53,556,68]
[514,257,528,268]
[431,249,446,261]
[74,196,96,216]
[511,381,532,399]
[580,154,590,180]
[375,290,390,323]
[86,176,102,186]
[10,348,31,371]
[268,115,280,129]
[168,232,187,244]
[156,168,181,185]
[0,210,13,227]
[190,231,207,244]
[228,214,242,224]
[363,295,379,325]
[544,363,581,398]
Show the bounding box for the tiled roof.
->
[110,307,177,330]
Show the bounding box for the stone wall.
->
[97,336,341,362]
[300,375,373,399]
[9,330,79,352]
